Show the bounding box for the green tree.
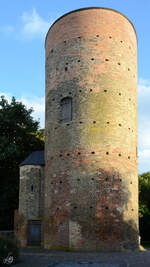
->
[139,172,150,241]
[0,96,44,230]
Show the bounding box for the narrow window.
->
[31,185,34,192]
[61,97,72,123]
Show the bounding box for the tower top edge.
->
[45,7,137,47]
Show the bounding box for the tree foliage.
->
[139,172,150,241]
[0,96,44,230]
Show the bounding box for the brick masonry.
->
[17,165,44,247]
[44,8,138,251]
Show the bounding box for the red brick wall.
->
[45,8,138,251]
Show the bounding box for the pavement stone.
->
[45,264,128,267]
[10,248,150,267]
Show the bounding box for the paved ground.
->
[6,248,150,267]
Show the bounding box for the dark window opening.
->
[31,185,34,192]
[61,97,72,123]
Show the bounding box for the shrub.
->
[0,236,19,264]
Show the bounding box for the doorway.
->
[27,220,41,246]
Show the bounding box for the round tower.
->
[44,7,138,251]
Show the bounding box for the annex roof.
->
[20,151,45,166]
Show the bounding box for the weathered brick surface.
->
[45,8,138,251]
[18,165,45,247]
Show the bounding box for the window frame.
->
[60,97,72,123]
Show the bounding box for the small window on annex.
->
[31,185,34,192]
[60,97,72,123]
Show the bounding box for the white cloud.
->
[0,92,13,102]
[20,96,45,127]
[139,120,150,148]
[21,9,50,39]
[138,78,150,173]
[138,78,150,95]
[0,92,45,128]
[139,149,150,161]
[0,9,52,40]
[138,148,150,174]
[138,79,150,148]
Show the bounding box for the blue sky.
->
[0,0,150,174]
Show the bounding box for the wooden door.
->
[27,220,41,246]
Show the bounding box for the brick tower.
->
[44,7,139,251]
